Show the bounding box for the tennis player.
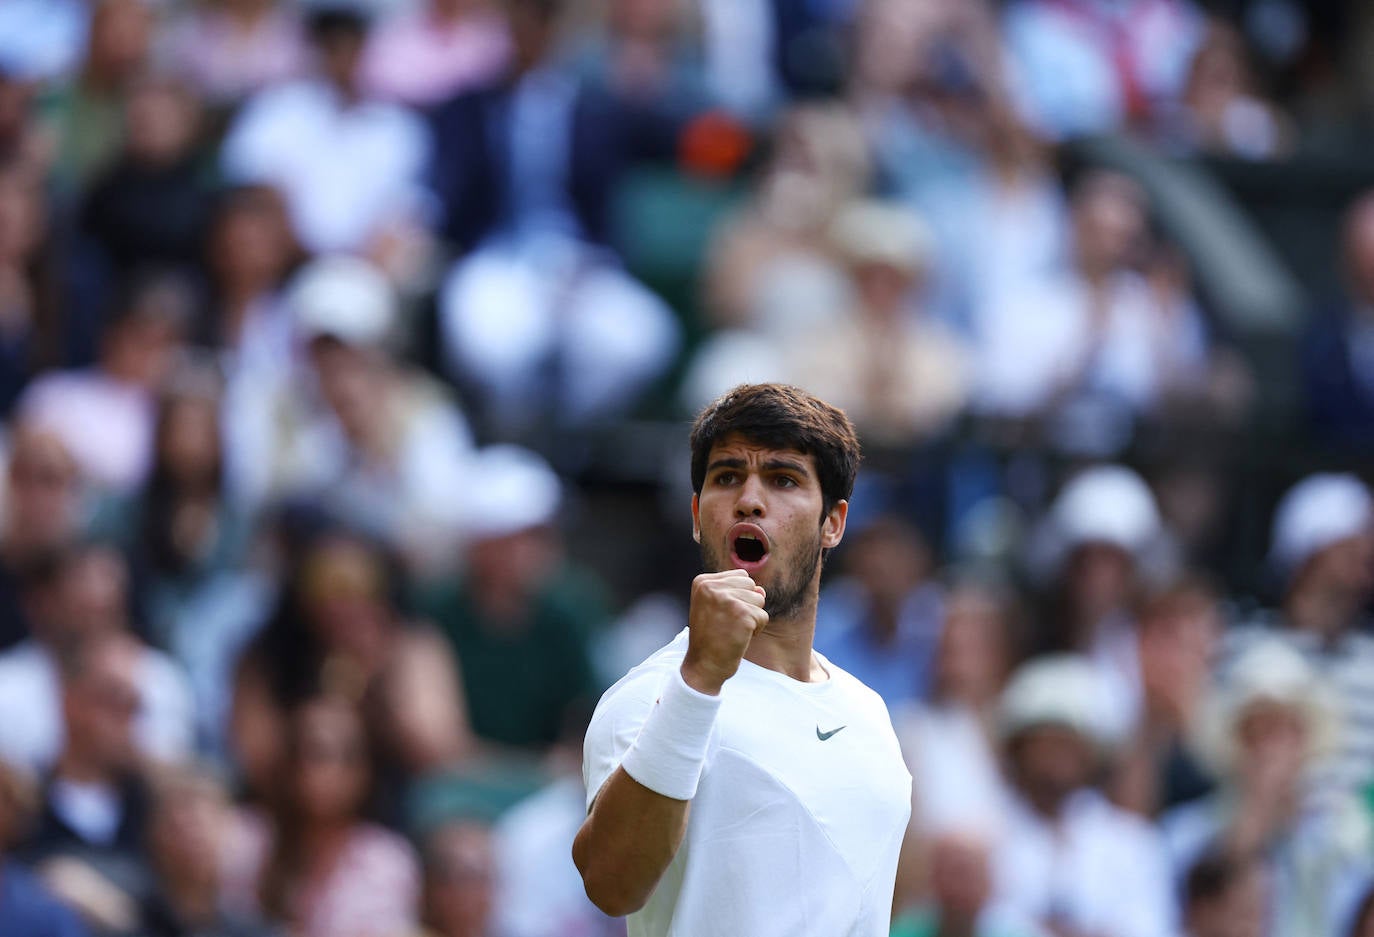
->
[574,383,913,935]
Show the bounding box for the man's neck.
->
[742,594,825,682]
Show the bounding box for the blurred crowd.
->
[0,0,1373,936]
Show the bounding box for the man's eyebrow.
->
[764,458,811,476]
[706,457,747,473]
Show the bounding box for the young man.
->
[574,384,912,935]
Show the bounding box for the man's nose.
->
[735,476,765,517]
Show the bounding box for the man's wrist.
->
[621,668,723,801]
[679,661,724,697]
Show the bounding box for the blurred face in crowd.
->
[299,536,392,659]
[1344,195,1374,308]
[1234,699,1308,783]
[310,338,387,445]
[157,394,222,490]
[1294,531,1374,605]
[468,525,559,613]
[425,821,497,937]
[57,546,131,645]
[0,160,45,266]
[934,586,1011,707]
[102,282,191,389]
[63,635,142,773]
[842,517,929,613]
[291,698,370,823]
[854,260,919,321]
[4,428,79,552]
[86,0,154,83]
[1137,587,1220,725]
[1008,723,1096,817]
[125,76,201,166]
[1071,172,1148,278]
[508,0,559,72]
[760,107,868,233]
[310,17,367,92]
[1064,541,1136,625]
[209,186,296,296]
[149,771,229,885]
[608,0,678,42]
[929,833,992,920]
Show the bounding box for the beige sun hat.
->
[828,198,934,277]
[1191,638,1341,780]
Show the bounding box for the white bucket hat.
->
[462,445,562,541]
[1268,473,1373,581]
[1191,638,1340,780]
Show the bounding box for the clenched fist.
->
[681,570,768,695]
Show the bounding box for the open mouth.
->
[729,525,770,570]
[734,535,766,563]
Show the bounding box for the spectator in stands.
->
[161,0,306,107]
[18,633,159,935]
[891,831,1035,937]
[814,514,942,710]
[0,757,91,937]
[0,67,46,170]
[973,171,1224,451]
[220,2,430,257]
[1303,192,1374,447]
[0,427,84,651]
[1113,578,1221,817]
[79,73,213,279]
[895,578,1018,837]
[0,158,62,414]
[247,256,475,563]
[990,655,1176,937]
[1168,19,1291,159]
[1031,464,1170,739]
[422,819,498,937]
[702,102,867,334]
[362,0,510,106]
[852,0,1067,333]
[91,366,271,764]
[1162,639,1369,937]
[783,199,970,444]
[417,446,605,752]
[18,271,193,494]
[231,525,471,802]
[569,0,710,110]
[1001,0,1206,140]
[426,0,690,254]
[140,765,274,937]
[1180,849,1268,937]
[1225,473,1374,797]
[430,0,683,438]
[0,543,194,774]
[221,696,421,937]
[46,0,156,195]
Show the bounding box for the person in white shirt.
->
[990,655,1177,937]
[575,383,913,936]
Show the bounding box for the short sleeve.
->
[581,665,673,812]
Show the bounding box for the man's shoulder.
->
[593,630,690,711]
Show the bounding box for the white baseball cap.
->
[998,654,1121,749]
[1269,473,1373,579]
[462,445,562,541]
[1051,464,1161,558]
[289,255,396,347]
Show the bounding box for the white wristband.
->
[620,668,722,801]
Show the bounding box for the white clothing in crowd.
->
[0,639,194,773]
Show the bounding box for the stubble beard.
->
[701,528,823,623]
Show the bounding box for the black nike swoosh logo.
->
[816,725,847,741]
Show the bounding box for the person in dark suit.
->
[425,0,685,255]
[1302,191,1374,448]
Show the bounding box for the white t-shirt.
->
[583,629,912,937]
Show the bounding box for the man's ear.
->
[821,499,848,550]
[691,493,701,543]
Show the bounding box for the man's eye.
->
[715,472,737,485]
[775,476,797,488]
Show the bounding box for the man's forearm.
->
[573,767,691,916]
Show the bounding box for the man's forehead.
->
[708,435,815,470]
